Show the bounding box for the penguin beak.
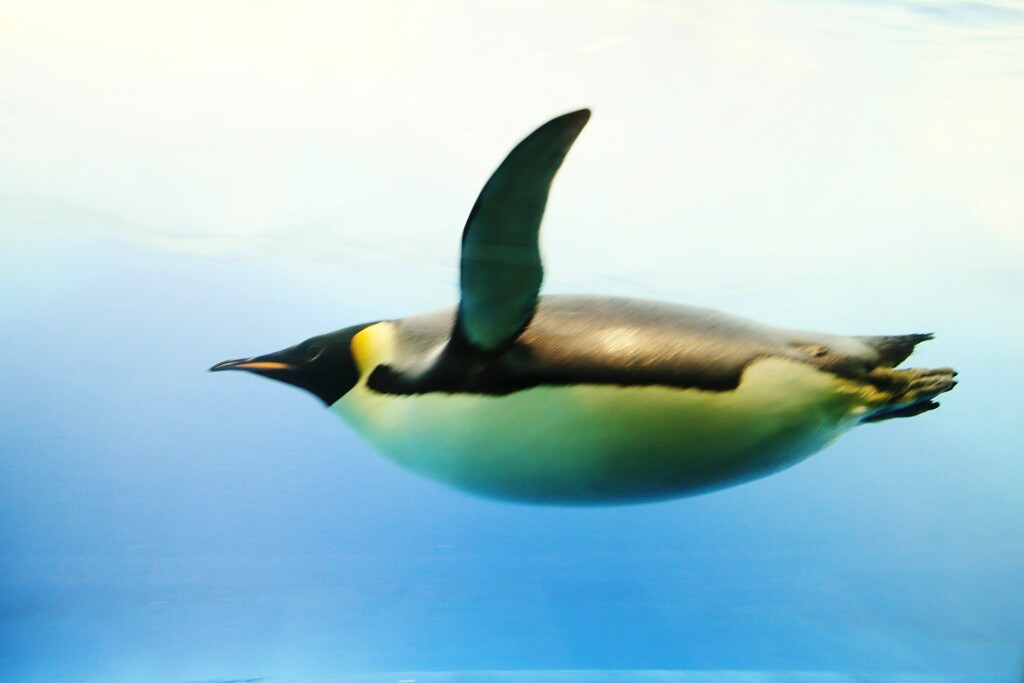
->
[210,347,336,403]
[210,326,366,406]
[209,355,295,373]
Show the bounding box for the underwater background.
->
[2,1,1023,681]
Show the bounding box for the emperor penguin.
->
[211,109,957,504]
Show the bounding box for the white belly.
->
[332,357,869,504]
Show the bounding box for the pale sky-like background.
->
[3,0,1023,298]
[1,1,1023,681]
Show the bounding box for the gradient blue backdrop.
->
[2,1,1023,681]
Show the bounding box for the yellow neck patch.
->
[349,322,395,377]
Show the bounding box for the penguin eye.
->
[304,344,325,362]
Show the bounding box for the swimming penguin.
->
[211,109,957,504]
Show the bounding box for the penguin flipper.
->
[455,109,591,353]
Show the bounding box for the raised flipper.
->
[455,109,591,354]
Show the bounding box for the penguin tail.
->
[857,333,934,368]
[861,365,958,423]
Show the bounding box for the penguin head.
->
[210,323,374,406]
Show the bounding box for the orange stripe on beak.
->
[232,361,293,371]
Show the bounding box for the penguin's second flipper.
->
[455,109,591,354]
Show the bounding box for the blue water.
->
[3,1,1024,681]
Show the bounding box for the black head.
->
[210,323,375,406]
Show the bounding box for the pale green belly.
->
[332,358,868,504]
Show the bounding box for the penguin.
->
[211,109,957,504]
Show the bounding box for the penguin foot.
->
[861,366,958,423]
